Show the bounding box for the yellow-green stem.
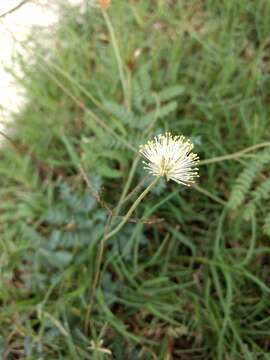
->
[102,10,129,106]
[113,155,141,220]
[85,176,159,332]
[199,142,270,166]
[104,177,160,242]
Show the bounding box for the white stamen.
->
[139,132,199,186]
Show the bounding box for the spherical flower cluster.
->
[139,132,199,186]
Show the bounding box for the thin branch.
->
[121,175,149,206]
[36,60,136,152]
[192,183,226,206]
[199,142,270,166]
[0,130,63,178]
[0,130,20,151]
[0,0,30,18]
[79,164,162,225]
[79,164,113,216]
[84,211,113,334]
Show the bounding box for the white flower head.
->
[139,132,199,186]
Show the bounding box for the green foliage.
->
[228,149,270,236]
[228,150,270,210]
[263,212,270,237]
[1,0,270,359]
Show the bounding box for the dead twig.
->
[79,164,113,216]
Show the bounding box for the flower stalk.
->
[85,176,159,332]
[85,132,199,333]
[104,176,160,242]
[102,10,129,106]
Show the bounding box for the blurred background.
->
[1,1,270,359]
[0,0,83,130]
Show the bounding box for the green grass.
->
[1,0,270,358]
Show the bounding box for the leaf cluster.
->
[1,0,270,359]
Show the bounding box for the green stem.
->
[121,175,149,207]
[199,142,270,166]
[192,183,226,206]
[113,95,161,220]
[102,10,128,105]
[85,214,112,334]
[85,176,159,332]
[31,47,104,111]
[113,155,141,220]
[37,61,136,152]
[104,177,160,242]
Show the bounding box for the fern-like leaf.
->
[243,202,256,221]
[251,178,270,202]
[158,85,185,102]
[228,149,270,210]
[263,212,270,237]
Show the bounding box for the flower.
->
[89,0,111,10]
[139,132,199,186]
[98,0,111,10]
